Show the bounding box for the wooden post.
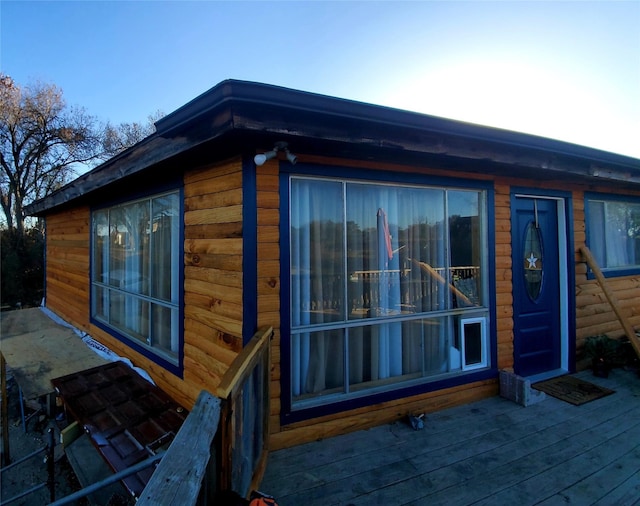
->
[579,246,640,358]
[1,352,10,466]
[47,427,55,502]
[214,326,273,497]
[136,391,222,506]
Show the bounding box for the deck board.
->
[260,369,640,506]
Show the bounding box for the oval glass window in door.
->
[523,221,544,300]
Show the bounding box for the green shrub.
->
[584,335,625,366]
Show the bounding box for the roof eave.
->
[26,79,640,216]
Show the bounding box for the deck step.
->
[65,433,129,505]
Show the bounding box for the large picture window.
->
[587,195,640,275]
[91,191,181,368]
[289,177,489,408]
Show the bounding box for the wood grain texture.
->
[261,370,640,506]
[40,152,640,451]
[137,391,222,506]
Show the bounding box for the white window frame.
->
[460,316,488,371]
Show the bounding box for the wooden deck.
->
[260,369,640,506]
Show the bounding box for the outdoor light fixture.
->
[254,141,297,166]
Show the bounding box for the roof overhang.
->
[26,79,640,216]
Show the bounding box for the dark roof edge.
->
[157,79,640,170]
[25,131,166,216]
[26,79,640,216]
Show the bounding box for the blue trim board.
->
[91,319,183,377]
[177,185,186,376]
[279,163,498,425]
[279,162,495,192]
[242,154,259,345]
[486,187,499,379]
[88,181,185,379]
[565,194,577,371]
[510,187,576,372]
[283,369,497,426]
[279,170,293,418]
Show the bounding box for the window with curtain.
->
[587,195,640,274]
[289,177,489,408]
[91,191,181,367]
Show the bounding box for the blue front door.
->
[512,196,562,377]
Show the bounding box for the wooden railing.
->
[214,325,273,497]
[137,326,273,505]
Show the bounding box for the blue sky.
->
[2,1,639,158]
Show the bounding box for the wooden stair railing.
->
[580,246,640,359]
[137,326,273,505]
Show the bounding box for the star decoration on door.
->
[526,252,539,269]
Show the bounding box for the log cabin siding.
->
[494,182,515,372]
[181,157,244,405]
[255,159,283,435]
[85,157,247,408]
[41,156,639,451]
[573,188,640,356]
[29,81,639,458]
[265,161,640,450]
[267,160,502,450]
[45,207,91,332]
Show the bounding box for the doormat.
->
[532,375,615,406]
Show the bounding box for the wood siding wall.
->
[264,157,640,450]
[181,158,245,406]
[572,185,640,346]
[46,207,91,332]
[255,160,282,436]
[43,154,639,452]
[265,159,500,450]
[44,158,246,410]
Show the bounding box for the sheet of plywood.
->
[0,308,107,399]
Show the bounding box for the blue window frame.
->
[281,166,496,422]
[585,193,640,278]
[90,189,184,375]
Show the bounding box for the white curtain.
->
[290,179,344,397]
[92,211,110,320]
[346,184,445,386]
[151,194,179,354]
[93,193,180,363]
[605,202,633,267]
[108,202,149,341]
[291,180,461,400]
[372,206,402,379]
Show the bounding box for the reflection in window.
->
[588,197,640,272]
[290,177,489,407]
[91,191,180,366]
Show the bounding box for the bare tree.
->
[100,110,163,160]
[0,74,103,236]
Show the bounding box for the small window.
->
[586,195,640,275]
[460,317,487,370]
[523,221,543,301]
[91,190,181,370]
